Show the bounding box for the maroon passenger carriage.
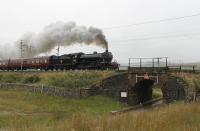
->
[0,57,50,70]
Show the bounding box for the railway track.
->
[0,69,106,73]
[111,98,163,115]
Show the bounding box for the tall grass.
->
[0,71,116,88]
[0,90,126,129]
[15,102,200,131]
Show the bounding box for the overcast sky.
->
[0,0,200,64]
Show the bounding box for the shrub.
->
[23,75,41,84]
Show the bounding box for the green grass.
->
[152,85,163,98]
[0,71,117,88]
[44,102,200,131]
[0,89,126,129]
[3,91,198,131]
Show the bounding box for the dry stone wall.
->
[0,83,81,98]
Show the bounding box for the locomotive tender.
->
[0,50,118,70]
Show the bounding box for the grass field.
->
[0,71,117,88]
[0,89,199,131]
[0,89,126,130]
[63,102,200,131]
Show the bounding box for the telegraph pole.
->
[56,44,60,56]
[29,45,34,57]
[20,40,26,71]
[20,40,23,58]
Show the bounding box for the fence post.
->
[41,84,43,94]
[54,87,56,96]
[193,66,195,72]
[80,88,82,98]
[166,57,168,67]
[136,74,138,83]
[152,58,154,69]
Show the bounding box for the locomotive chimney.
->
[105,45,108,53]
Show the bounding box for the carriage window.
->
[44,59,47,63]
[32,61,34,63]
[36,60,39,63]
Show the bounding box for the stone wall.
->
[98,73,130,102]
[0,83,81,99]
[161,74,186,103]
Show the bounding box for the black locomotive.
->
[0,50,119,70]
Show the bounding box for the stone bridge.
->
[94,57,195,105]
[90,70,187,106]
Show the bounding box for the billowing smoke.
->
[0,43,18,59]
[16,21,108,58]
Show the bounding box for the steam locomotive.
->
[0,50,119,71]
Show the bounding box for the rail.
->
[111,98,163,115]
[118,65,199,73]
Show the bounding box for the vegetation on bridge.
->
[177,72,200,91]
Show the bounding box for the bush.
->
[23,75,41,84]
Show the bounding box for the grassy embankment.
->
[0,71,117,88]
[176,72,200,97]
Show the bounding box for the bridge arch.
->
[133,79,154,103]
